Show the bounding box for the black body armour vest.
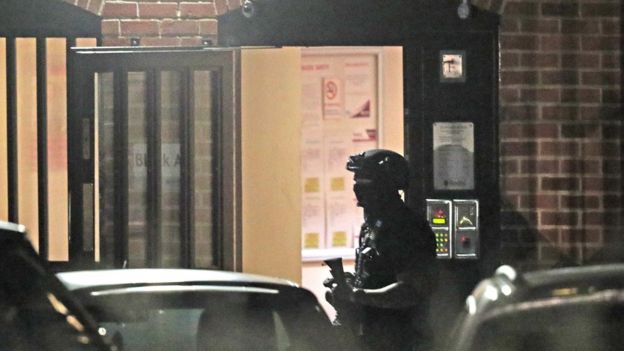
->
[353,202,437,351]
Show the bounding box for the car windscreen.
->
[0,240,106,351]
[469,291,624,351]
[76,285,339,351]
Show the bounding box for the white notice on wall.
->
[325,136,350,193]
[322,78,343,119]
[302,129,324,194]
[433,122,474,190]
[301,64,323,125]
[302,196,325,249]
[301,50,380,255]
[326,196,352,248]
[345,58,374,119]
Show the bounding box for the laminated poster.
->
[327,196,352,248]
[352,127,377,143]
[301,64,323,124]
[302,196,325,249]
[325,136,350,176]
[302,129,323,193]
[301,51,379,253]
[322,78,343,119]
[433,122,474,190]
[345,58,375,119]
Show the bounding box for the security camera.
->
[242,0,256,18]
[457,0,471,19]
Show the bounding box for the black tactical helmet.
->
[346,149,410,190]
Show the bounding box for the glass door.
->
[69,48,240,270]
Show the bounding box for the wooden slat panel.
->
[0,38,7,221]
[76,38,98,47]
[16,38,39,249]
[46,38,68,261]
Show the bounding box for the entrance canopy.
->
[218,0,498,47]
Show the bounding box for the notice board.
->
[301,48,380,259]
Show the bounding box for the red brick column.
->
[99,1,239,46]
[476,0,622,269]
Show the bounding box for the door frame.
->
[68,47,241,271]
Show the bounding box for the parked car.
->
[57,268,353,351]
[447,264,624,351]
[0,221,114,351]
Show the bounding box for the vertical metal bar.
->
[6,37,17,222]
[180,68,192,268]
[81,81,95,260]
[186,69,196,268]
[403,44,426,214]
[157,70,165,267]
[114,69,129,268]
[71,43,96,267]
[146,69,161,267]
[65,37,77,267]
[210,71,223,269]
[36,37,48,259]
[232,50,242,272]
[66,37,80,264]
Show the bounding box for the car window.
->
[83,289,338,351]
[100,309,201,351]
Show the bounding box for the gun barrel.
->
[324,257,344,273]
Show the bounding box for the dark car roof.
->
[57,269,299,292]
[0,221,27,239]
[450,264,624,351]
[468,263,624,316]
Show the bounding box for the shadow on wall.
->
[585,104,624,265]
[499,202,580,272]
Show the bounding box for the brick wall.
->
[474,0,622,269]
[64,0,242,45]
[67,0,622,270]
[99,1,242,46]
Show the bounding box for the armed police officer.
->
[324,149,438,351]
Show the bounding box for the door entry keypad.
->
[426,199,452,259]
[427,199,479,259]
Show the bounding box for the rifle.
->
[324,257,348,291]
[323,257,361,332]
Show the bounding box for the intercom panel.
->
[453,199,479,259]
[426,199,452,259]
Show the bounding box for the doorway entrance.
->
[69,47,240,270]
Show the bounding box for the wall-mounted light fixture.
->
[130,37,141,46]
